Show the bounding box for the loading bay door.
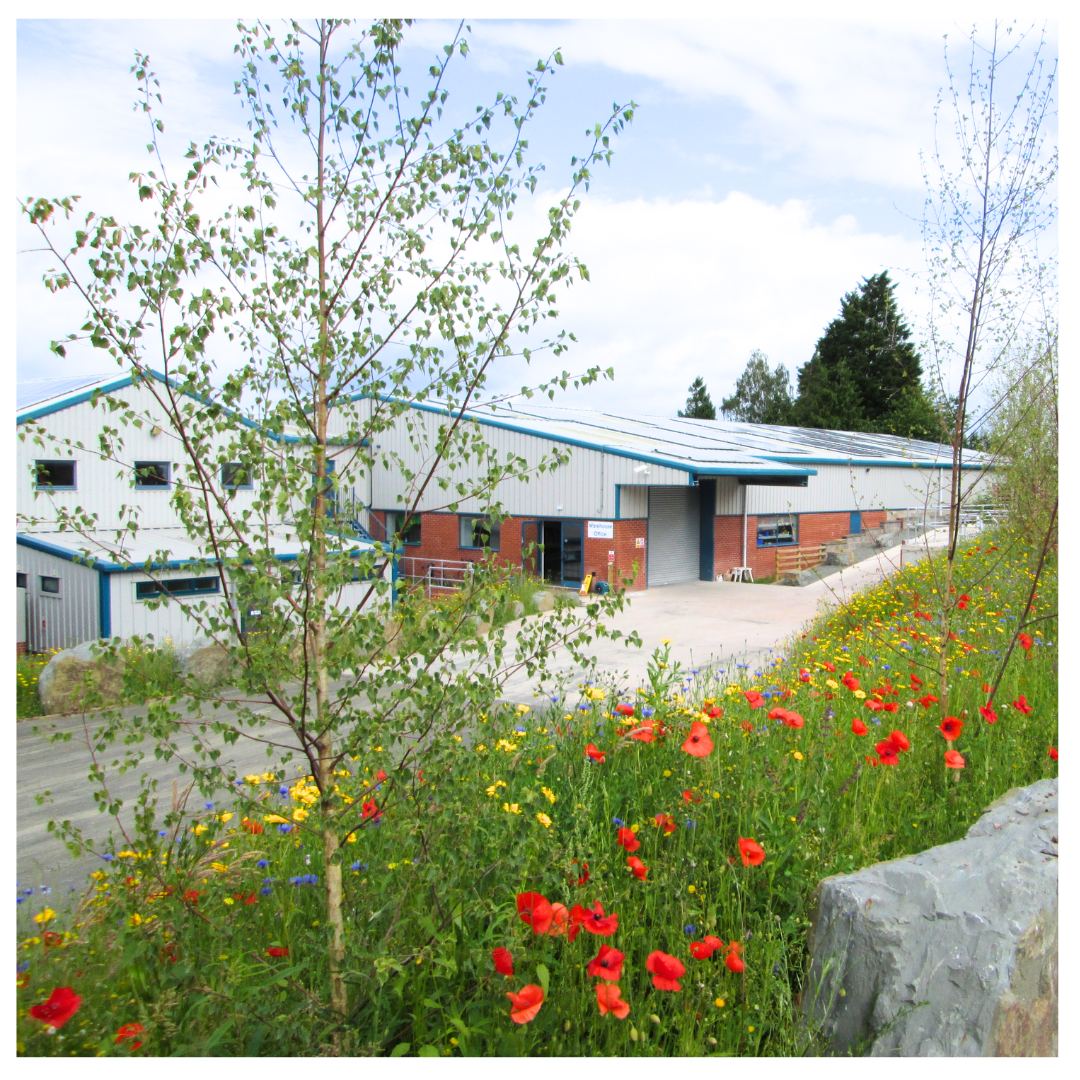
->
[647,486,699,587]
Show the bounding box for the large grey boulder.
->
[805,779,1057,1056]
[38,640,125,715]
[531,590,555,613]
[175,636,234,687]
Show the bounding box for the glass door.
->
[560,520,583,587]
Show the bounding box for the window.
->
[222,463,254,489]
[35,460,76,489]
[134,461,170,488]
[40,576,61,595]
[756,514,797,547]
[459,514,500,551]
[135,576,220,600]
[387,511,422,545]
[17,573,28,590]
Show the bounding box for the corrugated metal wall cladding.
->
[371,413,690,518]
[17,546,100,652]
[17,382,279,531]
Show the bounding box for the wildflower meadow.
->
[16,533,1057,1056]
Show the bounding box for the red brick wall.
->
[374,511,648,592]
[713,509,887,579]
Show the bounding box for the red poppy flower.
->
[841,672,860,691]
[682,789,702,805]
[799,668,811,682]
[182,890,200,905]
[704,704,724,719]
[628,726,654,743]
[17,971,30,988]
[585,744,607,762]
[615,703,635,717]
[781,710,805,728]
[738,838,765,866]
[978,704,998,724]
[361,799,383,822]
[232,892,258,905]
[883,702,900,713]
[516,892,554,935]
[241,817,264,834]
[654,813,677,835]
[616,826,640,853]
[851,718,868,736]
[888,730,910,752]
[115,1022,146,1050]
[492,947,514,977]
[981,682,991,693]
[866,755,879,767]
[767,706,787,721]
[265,946,290,958]
[42,931,63,947]
[1012,695,1033,716]
[587,944,625,981]
[506,984,544,1024]
[595,981,630,1019]
[627,855,648,881]
[910,674,923,687]
[744,690,765,708]
[938,716,963,741]
[876,740,899,766]
[548,902,571,937]
[864,699,884,712]
[1019,633,1033,651]
[689,935,723,960]
[1048,747,1058,762]
[645,951,685,991]
[958,595,969,610]
[159,943,179,963]
[682,721,714,757]
[740,720,754,733]
[821,661,837,672]
[725,951,745,973]
[570,901,619,936]
[29,986,82,1030]
[918,695,939,708]
[572,859,590,886]
[944,750,966,769]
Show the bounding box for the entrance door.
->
[542,521,562,584]
[647,487,700,586]
[850,511,862,535]
[560,520,583,587]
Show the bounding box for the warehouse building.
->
[337,399,992,592]
[17,372,390,653]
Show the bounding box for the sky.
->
[15,9,1059,419]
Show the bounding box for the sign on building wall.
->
[587,520,614,539]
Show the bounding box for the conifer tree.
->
[719,350,793,424]
[677,376,716,419]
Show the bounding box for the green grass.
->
[16,532,1057,1056]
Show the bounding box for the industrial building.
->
[335,398,992,592]
[17,372,390,654]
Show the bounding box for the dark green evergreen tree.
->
[720,350,794,424]
[678,376,717,420]
[792,272,935,436]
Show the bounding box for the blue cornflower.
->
[612,817,625,827]
[40,886,51,894]
[279,785,289,796]
[350,862,368,872]
[641,706,655,718]
[158,830,168,837]
[260,887,272,895]
[684,924,696,934]
[841,646,849,651]
[278,824,292,834]
[17,961,29,972]
[736,663,749,669]
[882,665,891,670]
[870,716,881,725]
[263,877,276,885]
[101,854,114,862]
[759,726,769,735]
[515,726,526,733]
[256,859,270,869]
[685,820,697,829]
[23,887,33,895]
[762,691,773,699]
[578,704,589,712]
[204,802,214,809]
[16,897,24,904]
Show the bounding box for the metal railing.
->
[396,556,523,597]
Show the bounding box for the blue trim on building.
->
[98,570,112,639]
[614,485,621,521]
[763,455,990,471]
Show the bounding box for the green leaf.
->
[389,1042,410,1057]
[536,962,550,996]
[417,1045,439,1057]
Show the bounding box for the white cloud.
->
[487,187,926,414]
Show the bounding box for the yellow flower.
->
[223,897,235,906]
[715,997,726,1008]
[211,861,229,873]
[792,751,804,761]
[244,774,262,785]
[129,913,142,926]
[218,812,233,823]
[502,802,522,815]
[688,885,696,894]
[661,638,673,644]
[541,786,556,804]
[536,813,553,828]
[292,808,309,822]
[516,704,530,714]
[192,824,208,836]
[586,688,605,700]
[264,814,289,824]
[261,772,276,782]
[853,690,866,699]
[825,679,839,689]
[663,769,672,778]
[475,744,488,753]
[345,832,358,843]
[33,908,56,925]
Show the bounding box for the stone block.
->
[176,636,234,687]
[804,779,1057,1056]
[38,640,125,715]
[531,590,555,613]
[512,600,525,619]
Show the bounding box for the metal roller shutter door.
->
[647,487,700,586]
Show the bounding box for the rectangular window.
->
[17,573,28,590]
[35,460,76,489]
[135,576,220,600]
[222,463,254,489]
[459,514,501,551]
[134,461,170,488]
[387,511,422,545]
[40,576,61,595]
[756,514,797,547]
